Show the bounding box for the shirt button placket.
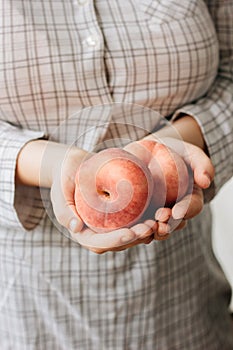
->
[72,0,112,106]
[73,0,100,50]
[73,0,89,7]
[85,34,100,48]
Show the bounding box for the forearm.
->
[16,140,87,188]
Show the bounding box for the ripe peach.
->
[74,148,154,233]
[127,140,189,209]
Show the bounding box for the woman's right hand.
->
[16,140,158,251]
[49,145,89,233]
[16,139,88,232]
[49,145,158,252]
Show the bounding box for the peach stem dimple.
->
[98,189,111,199]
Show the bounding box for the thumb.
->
[151,137,215,189]
[50,182,84,233]
[185,146,215,189]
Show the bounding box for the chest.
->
[0,0,218,130]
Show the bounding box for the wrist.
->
[171,115,206,150]
[145,115,206,151]
[16,140,88,188]
[16,139,50,188]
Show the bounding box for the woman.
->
[0,0,232,349]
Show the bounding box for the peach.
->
[74,148,154,233]
[126,140,190,209]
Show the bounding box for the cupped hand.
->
[70,219,157,254]
[50,145,89,233]
[153,137,214,236]
[49,145,158,253]
[125,136,215,238]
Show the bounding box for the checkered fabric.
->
[0,0,233,349]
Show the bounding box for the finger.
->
[172,185,204,220]
[160,138,215,189]
[50,182,83,233]
[71,227,137,250]
[154,222,170,240]
[164,217,187,232]
[178,143,214,189]
[105,233,155,252]
[121,222,156,247]
[188,150,215,189]
[131,223,152,238]
[110,221,157,249]
[144,219,158,233]
[115,221,157,249]
[71,222,156,253]
[155,208,172,222]
[106,235,154,252]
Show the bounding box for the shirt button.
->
[85,35,99,47]
[73,0,88,6]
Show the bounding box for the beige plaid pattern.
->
[0,1,233,349]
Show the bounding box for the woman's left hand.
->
[125,136,215,238]
[70,219,158,254]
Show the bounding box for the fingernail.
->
[203,173,211,188]
[172,209,185,220]
[155,210,170,222]
[69,218,79,233]
[155,211,164,221]
[172,206,187,220]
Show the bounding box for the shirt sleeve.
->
[0,120,46,230]
[172,0,233,202]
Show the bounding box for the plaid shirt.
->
[0,0,233,349]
